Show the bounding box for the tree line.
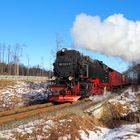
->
[125,63,140,85]
[0,43,51,77]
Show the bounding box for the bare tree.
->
[40,57,44,76]
[2,44,5,64]
[48,49,55,77]
[26,54,30,76]
[47,34,63,77]
[0,44,6,74]
[7,45,12,75]
[12,44,23,75]
[55,33,63,52]
[126,62,140,85]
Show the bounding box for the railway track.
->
[0,100,88,124]
[0,93,118,125]
[0,102,53,118]
[0,103,69,124]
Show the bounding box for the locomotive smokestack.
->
[71,13,140,63]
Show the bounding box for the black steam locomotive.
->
[48,48,112,102]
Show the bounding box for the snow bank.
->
[109,87,140,116]
[80,123,140,140]
[0,82,49,111]
[0,118,54,140]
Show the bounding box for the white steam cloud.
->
[71,13,140,63]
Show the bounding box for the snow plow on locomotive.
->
[48,48,130,102]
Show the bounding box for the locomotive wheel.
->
[80,81,93,97]
[97,89,104,95]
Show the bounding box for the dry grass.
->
[117,133,139,140]
[0,79,48,88]
[0,80,16,88]
[92,99,140,128]
[90,102,122,128]
[0,79,36,88]
[136,93,140,102]
[44,113,95,140]
[136,127,140,133]
[4,113,97,140]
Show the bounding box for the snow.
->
[109,87,140,116]
[42,120,54,132]
[80,87,140,140]
[80,124,140,140]
[0,86,140,140]
[0,117,73,140]
[0,82,50,111]
[58,134,71,140]
[59,119,66,123]
[0,132,14,139]
[0,118,54,140]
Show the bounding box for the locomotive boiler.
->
[53,48,109,81]
[48,48,129,102]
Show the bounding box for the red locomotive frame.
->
[48,71,129,102]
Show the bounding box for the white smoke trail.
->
[71,13,140,63]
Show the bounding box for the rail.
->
[0,100,87,124]
[0,102,70,124]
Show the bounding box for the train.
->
[48,48,130,102]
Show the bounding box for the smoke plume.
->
[71,13,140,63]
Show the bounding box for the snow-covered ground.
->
[80,123,140,140]
[0,118,139,140]
[0,86,140,140]
[80,87,140,140]
[109,87,140,117]
[0,115,139,140]
[0,82,49,111]
[0,115,74,140]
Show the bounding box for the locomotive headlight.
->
[52,76,57,80]
[61,48,66,52]
[68,76,74,81]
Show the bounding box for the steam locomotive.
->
[48,48,129,102]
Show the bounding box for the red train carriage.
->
[109,71,123,88]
